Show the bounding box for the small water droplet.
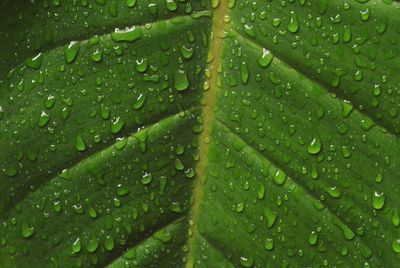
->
[392,239,400,253]
[141,172,153,185]
[257,48,274,68]
[26,53,43,69]
[165,0,177,11]
[133,93,147,110]
[111,26,143,42]
[264,238,274,250]
[372,191,385,210]
[21,224,35,238]
[38,111,50,127]
[75,133,87,151]
[173,70,189,91]
[307,136,322,155]
[273,169,286,186]
[308,231,318,245]
[71,238,81,253]
[287,12,299,33]
[64,41,80,63]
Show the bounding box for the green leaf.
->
[1,0,400,267]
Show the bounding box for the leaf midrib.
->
[186,1,399,266]
[186,1,229,267]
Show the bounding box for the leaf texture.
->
[0,0,400,267]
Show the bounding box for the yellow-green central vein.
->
[186,1,229,267]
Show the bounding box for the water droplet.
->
[21,224,35,238]
[111,26,143,42]
[264,238,274,250]
[26,53,43,69]
[111,117,125,134]
[165,0,177,11]
[91,49,102,62]
[342,225,355,240]
[360,8,370,21]
[273,169,286,186]
[133,93,146,110]
[240,255,254,267]
[272,18,281,27]
[108,0,118,17]
[327,186,341,199]
[392,239,400,253]
[308,231,318,245]
[263,207,277,227]
[307,136,322,154]
[236,202,244,213]
[392,209,400,227]
[180,45,194,59]
[257,184,265,199]
[372,191,385,210]
[3,166,17,177]
[169,202,183,213]
[211,0,220,9]
[38,111,50,127]
[71,238,81,253]
[64,41,80,63]
[136,58,148,73]
[147,3,158,15]
[257,48,274,68]
[117,184,130,196]
[287,12,299,33]
[141,172,153,185]
[175,159,184,170]
[343,26,352,43]
[173,70,189,91]
[104,236,115,251]
[45,95,56,109]
[126,0,136,7]
[240,62,249,84]
[86,238,99,253]
[75,133,87,151]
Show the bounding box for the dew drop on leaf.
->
[111,26,143,42]
[257,48,274,68]
[38,111,50,127]
[264,238,274,250]
[71,238,81,253]
[307,136,322,155]
[372,191,385,210]
[111,117,125,134]
[287,12,299,33]
[273,169,286,186]
[86,238,99,253]
[165,0,177,11]
[136,58,148,73]
[64,41,80,63]
[91,49,102,62]
[26,53,43,69]
[308,231,318,246]
[141,173,152,185]
[392,239,400,253]
[21,224,35,238]
[240,255,254,267]
[104,236,115,251]
[75,133,87,152]
[173,70,189,91]
[133,93,146,110]
[126,0,136,7]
